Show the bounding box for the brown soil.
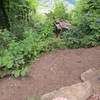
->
[0,47,100,100]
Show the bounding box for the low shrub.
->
[61,28,100,49]
[0,28,64,78]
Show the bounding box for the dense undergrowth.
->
[0,0,100,78]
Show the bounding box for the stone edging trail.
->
[41,68,100,100]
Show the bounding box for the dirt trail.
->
[0,47,100,100]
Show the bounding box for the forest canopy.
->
[0,0,38,29]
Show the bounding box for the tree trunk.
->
[0,0,10,29]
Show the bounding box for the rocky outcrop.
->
[41,81,92,100]
[54,20,71,36]
[81,69,100,100]
[81,68,100,83]
[41,68,100,100]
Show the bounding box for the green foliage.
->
[40,18,54,38]
[63,0,100,49]
[5,0,39,21]
[70,0,100,34]
[62,27,100,49]
[54,0,67,20]
[3,0,39,36]
[0,29,11,48]
[0,27,64,78]
[0,0,100,78]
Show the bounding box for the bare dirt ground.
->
[0,47,100,100]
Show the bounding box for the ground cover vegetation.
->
[0,0,100,78]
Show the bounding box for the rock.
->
[81,69,94,82]
[59,20,71,31]
[55,23,62,30]
[81,68,100,93]
[41,81,92,100]
[54,20,71,36]
[81,68,100,82]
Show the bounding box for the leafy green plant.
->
[70,0,100,34]
[62,0,100,49]
[0,27,65,78]
[1,0,39,38]
[54,0,68,20]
